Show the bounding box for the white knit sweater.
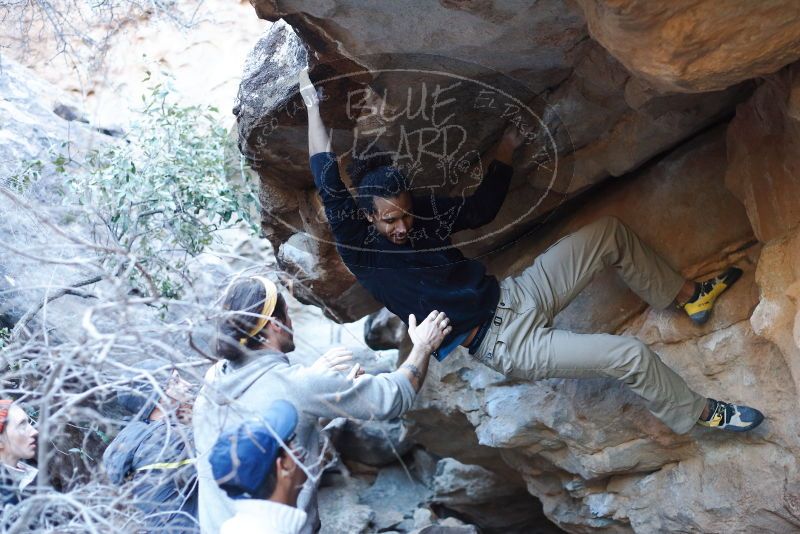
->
[221,499,307,534]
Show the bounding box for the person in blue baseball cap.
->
[210,400,307,534]
[195,276,450,533]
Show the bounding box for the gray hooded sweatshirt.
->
[193,349,416,534]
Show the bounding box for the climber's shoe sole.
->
[684,266,743,325]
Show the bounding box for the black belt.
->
[467,299,509,355]
[467,317,491,355]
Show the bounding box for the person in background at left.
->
[0,399,38,507]
[102,359,198,532]
[210,399,307,534]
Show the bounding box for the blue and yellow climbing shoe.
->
[697,398,764,432]
[683,267,743,325]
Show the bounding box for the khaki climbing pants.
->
[472,215,707,434]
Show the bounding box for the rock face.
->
[0,59,111,330]
[725,62,800,242]
[238,2,752,320]
[575,0,800,93]
[751,232,800,428]
[236,2,800,532]
[431,457,550,531]
[405,127,800,533]
[0,0,268,127]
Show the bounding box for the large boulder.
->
[724,61,800,419]
[406,126,800,532]
[0,59,113,331]
[237,1,752,321]
[725,62,800,242]
[235,3,800,532]
[252,0,588,94]
[234,19,380,320]
[751,231,800,426]
[575,0,800,93]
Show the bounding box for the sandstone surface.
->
[6,0,797,531]
[238,3,753,318]
[401,126,800,532]
[726,62,800,242]
[236,2,800,531]
[575,0,800,93]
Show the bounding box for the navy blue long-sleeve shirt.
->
[311,152,513,360]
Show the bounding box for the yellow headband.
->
[239,276,279,346]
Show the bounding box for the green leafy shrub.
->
[64,85,259,298]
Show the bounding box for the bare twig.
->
[11,275,102,340]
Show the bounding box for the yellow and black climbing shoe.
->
[697,398,764,432]
[683,266,743,325]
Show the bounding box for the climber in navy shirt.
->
[299,67,764,434]
[301,69,523,361]
[308,136,518,361]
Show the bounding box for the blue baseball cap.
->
[209,399,299,498]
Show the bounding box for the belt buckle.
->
[493,315,503,327]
